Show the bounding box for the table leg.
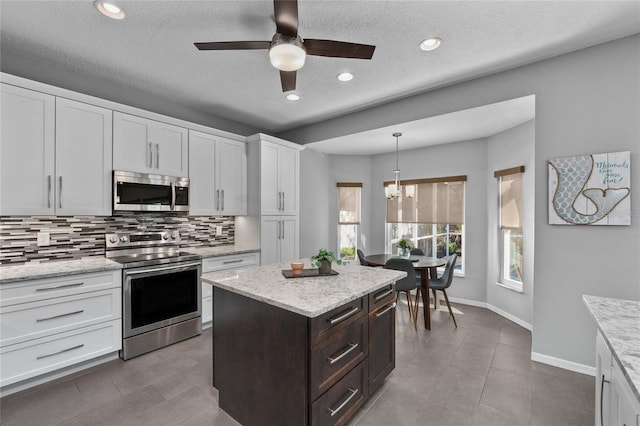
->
[420,269,431,330]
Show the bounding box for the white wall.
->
[284,35,640,370]
[298,148,332,258]
[486,120,536,327]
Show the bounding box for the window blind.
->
[495,166,524,229]
[337,183,361,224]
[385,176,466,224]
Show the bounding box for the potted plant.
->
[311,248,345,275]
[397,239,412,257]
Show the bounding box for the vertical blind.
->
[384,176,466,224]
[337,183,362,224]
[494,166,525,229]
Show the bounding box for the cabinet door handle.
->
[327,343,359,365]
[36,282,84,291]
[221,189,224,211]
[327,387,359,417]
[282,192,285,210]
[277,220,281,240]
[155,143,160,168]
[600,374,610,426]
[148,142,153,168]
[375,302,397,317]
[328,306,360,325]
[37,344,84,360]
[47,175,52,208]
[374,288,394,301]
[281,220,284,239]
[36,309,84,322]
[215,189,219,210]
[170,181,176,211]
[58,176,63,208]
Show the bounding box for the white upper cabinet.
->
[260,216,298,265]
[0,85,112,216]
[260,140,299,216]
[189,130,246,216]
[55,98,112,215]
[113,112,188,177]
[0,84,55,215]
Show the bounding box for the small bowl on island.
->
[290,262,304,276]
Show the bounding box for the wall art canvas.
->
[548,151,630,225]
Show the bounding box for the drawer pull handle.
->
[374,288,394,301]
[222,259,244,264]
[36,282,84,291]
[327,343,359,365]
[375,302,397,318]
[328,387,359,417]
[328,307,360,325]
[36,344,84,360]
[36,310,84,322]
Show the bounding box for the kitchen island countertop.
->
[202,260,405,318]
[583,295,640,402]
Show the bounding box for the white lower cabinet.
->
[595,329,640,426]
[0,270,122,389]
[260,216,298,265]
[200,252,260,327]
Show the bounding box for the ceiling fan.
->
[194,0,376,93]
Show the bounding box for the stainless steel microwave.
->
[113,171,189,212]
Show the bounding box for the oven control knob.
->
[109,235,118,244]
[162,233,169,240]
[119,236,128,243]
[171,232,178,240]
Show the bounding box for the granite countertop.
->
[0,257,123,284]
[583,295,640,402]
[202,260,406,318]
[185,244,260,258]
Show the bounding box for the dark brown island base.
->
[202,261,406,426]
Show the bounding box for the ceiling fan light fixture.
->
[94,0,126,19]
[269,34,306,72]
[337,72,354,82]
[419,37,441,51]
[286,93,300,101]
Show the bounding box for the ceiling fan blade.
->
[304,39,375,59]
[194,41,271,51]
[280,70,296,92]
[274,0,298,37]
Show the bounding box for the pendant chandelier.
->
[386,132,402,200]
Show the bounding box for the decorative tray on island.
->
[282,269,339,278]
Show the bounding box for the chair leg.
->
[432,289,437,311]
[442,289,457,328]
[405,291,417,330]
[413,287,421,325]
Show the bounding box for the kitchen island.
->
[202,260,406,426]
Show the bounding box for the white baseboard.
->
[531,351,595,376]
[448,296,487,308]
[486,304,532,331]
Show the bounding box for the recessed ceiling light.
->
[337,72,354,82]
[419,37,441,51]
[94,1,126,20]
[286,93,300,101]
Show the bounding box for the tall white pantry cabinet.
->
[237,134,303,265]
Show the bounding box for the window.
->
[495,166,524,291]
[385,176,465,273]
[337,183,361,260]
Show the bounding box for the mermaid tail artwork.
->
[549,154,630,225]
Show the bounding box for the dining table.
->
[363,254,446,330]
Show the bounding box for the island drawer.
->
[311,360,368,426]
[0,288,121,347]
[0,271,121,307]
[310,296,368,345]
[368,284,395,311]
[310,316,368,400]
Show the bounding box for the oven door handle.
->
[125,261,202,275]
[170,181,176,211]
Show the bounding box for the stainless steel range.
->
[105,231,202,360]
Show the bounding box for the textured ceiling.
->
[1,1,639,135]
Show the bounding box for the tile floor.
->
[0,302,594,426]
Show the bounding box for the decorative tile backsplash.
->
[0,213,234,265]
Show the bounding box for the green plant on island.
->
[311,248,345,268]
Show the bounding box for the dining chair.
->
[384,258,419,330]
[429,254,458,327]
[357,249,369,266]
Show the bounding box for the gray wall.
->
[486,120,536,326]
[286,34,640,369]
[298,148,332,258]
